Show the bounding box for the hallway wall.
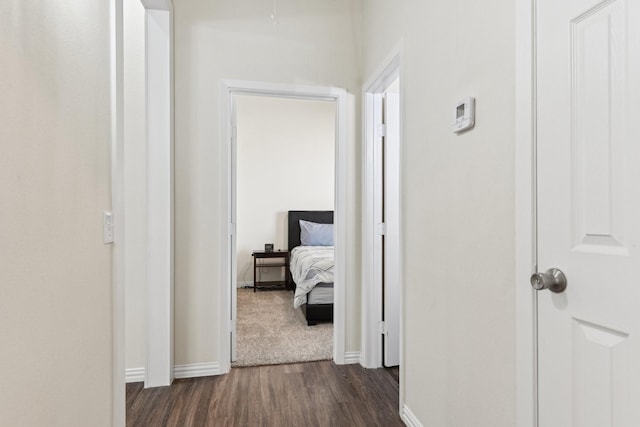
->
[361,1,517,425]
[0,1,114,425]
[172,0,362,366]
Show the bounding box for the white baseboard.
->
[125,367,145,383]
[174,362,222,379]
[343,351,361,364]
[126,362,222,383]
[401,404,423,427]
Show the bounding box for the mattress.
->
[307,282,334,305]
[289,245,334,308]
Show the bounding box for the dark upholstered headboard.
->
[287,211,334,253]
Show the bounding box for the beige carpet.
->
[232,288,332,367]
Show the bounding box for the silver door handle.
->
[530,268,567,293]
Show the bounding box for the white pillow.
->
[299,220,334,246]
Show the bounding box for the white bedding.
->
[290,246,334,308]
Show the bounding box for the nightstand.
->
[252,250,290,292]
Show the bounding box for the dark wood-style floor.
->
[127,361,404,427]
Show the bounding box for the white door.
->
[537,0,640,425]
[383,88,400,368]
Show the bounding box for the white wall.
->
[236,95,335,285]
[173,0,362,365]
[361,1,516,426]
[124,0,148,375]
[0,1,114,425]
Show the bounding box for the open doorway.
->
[218,80,349,371]
[362,51,402,380]
[232,94,336,367]
[379,77,401,369]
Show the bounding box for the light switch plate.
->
[103,211,114,244]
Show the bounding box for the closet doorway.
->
[362,50,403,373]
[219,81,349,371]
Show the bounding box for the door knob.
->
[530,268,567,293]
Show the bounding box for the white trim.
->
[110,0,125,425]
[126,367,146,383]
[126,363,223,382]
[141,0,172,11]
[174,362,222,379]
[361,43,403,370]
[333,86,348,366]
[219,82,233,374]
[361,42,405,416]
[343,351,361,365]
[143,2,174,389]
[401,404,424,427]
[361,90,383,370]
[219,80,349,372]
[361,43,403,96]
[515,0,538,426]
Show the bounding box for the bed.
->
[288,210,334,326]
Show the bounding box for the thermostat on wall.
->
[452,97,475,133]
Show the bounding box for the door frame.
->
[515,0,538,426]
[361,42,404,413]
[143,0,175,389]
[361,45,403,370]
[117,0,174,398]
[218,80,348,373]
[110,0,125,424]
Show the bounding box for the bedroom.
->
[233,94,337,367]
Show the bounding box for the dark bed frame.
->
[288,210,334,326]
